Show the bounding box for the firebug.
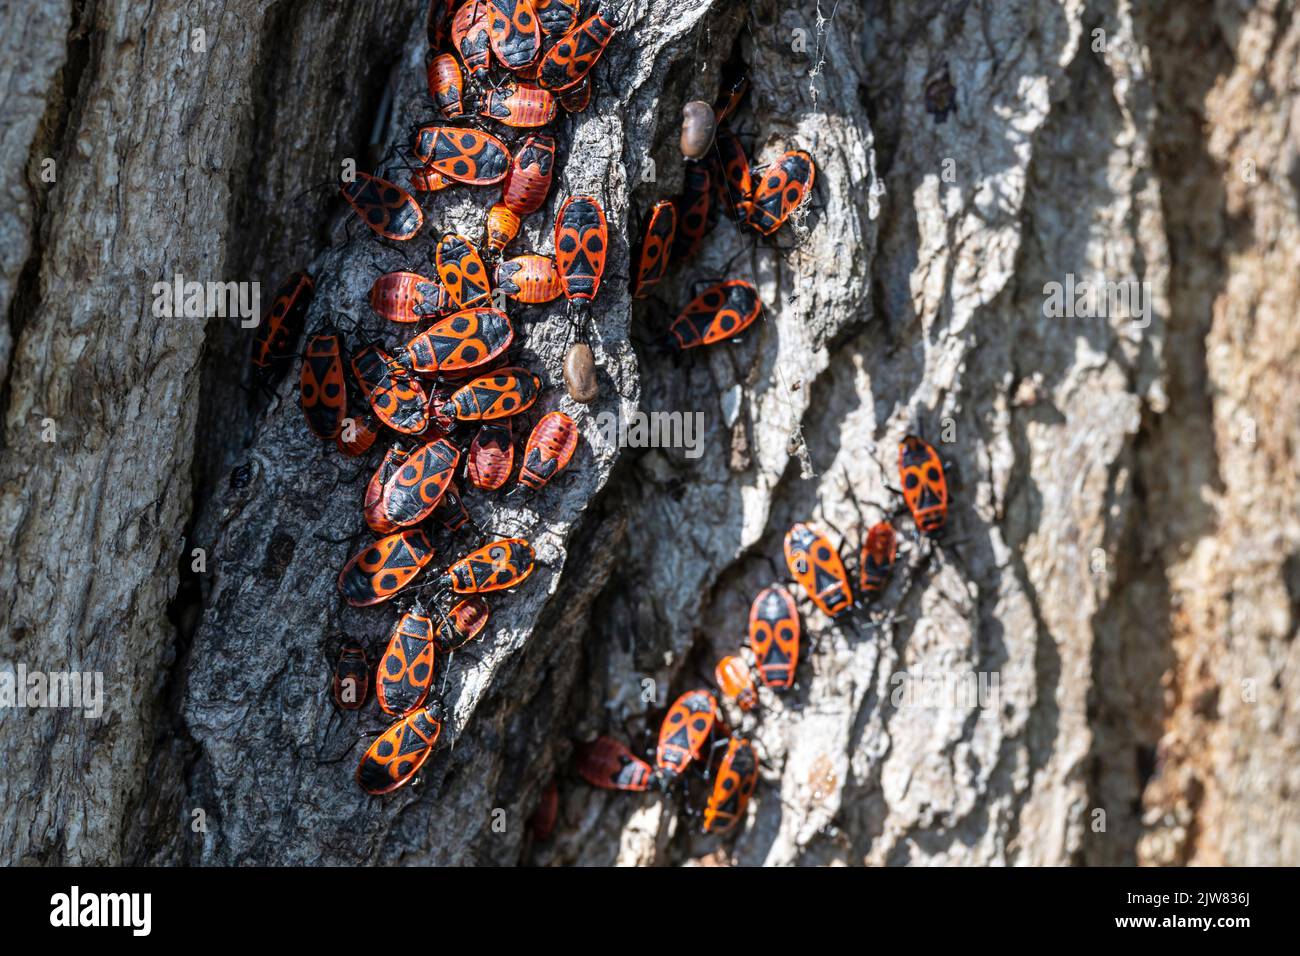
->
[340,172,424,241]
[376,610,439,716]
[668,280,761,349]
[700,737,758,834]
[436,537,536,593]
[554,194,606,300]
[518,411,579,491]
[300,332,347,440]
[783,522,852,617]
[747,585,800,688]
[356,704,444,795]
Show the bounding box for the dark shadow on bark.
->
[1080,0,1235,866]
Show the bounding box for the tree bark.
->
[1,0,1297,867]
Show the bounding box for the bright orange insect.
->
[300,333,347,440]
[533,0,578,39]
[747,585,800,689]
[654,689,722,786]
[701,737,758,834]
[577,736,653,792]
[501,133,556,215]
[413,127,511,185]
[444,366,542,421]
[554,194,606,300]
[364,445,410,535]
[452,0,492,75]
[714,656,758,711]
[356,705,443,795]
[485,0,542,70]
[495,254,563,303]
[668,280,761,349]
[436,538,536,593]
[402,307,514,375]
[519,411,578,490]
[714,129,753,222]
[376,610,438,716]
[352,345,430,435]
[485,202,522,256]
[434,597,491,651]
[537,8,617,92]
[435,232,492,308]
[427,52,467,119]
[631,200,677,298]
[859,520,898,595]
[370,271,453,323]
[480,80,557,127]
[783,522,852,617]
[337,530,437,607]
[746,149,816,236]
[252,272,313,374]
[339,172,423,241]
[468,421,514,491]
[898,435,949,536]
[374,438,460,529]
[337,396,381,457]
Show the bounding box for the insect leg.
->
[314,529,363,546]
[314,722,379,766]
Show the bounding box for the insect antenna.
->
[313,717,383,766]
[817,512,853,566]
[438,650,456,698]
[288,176,344,205]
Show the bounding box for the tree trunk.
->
[1,0,1296,866]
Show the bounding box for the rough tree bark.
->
[1,0,1297,866]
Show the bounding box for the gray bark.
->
[1,0,1297,866]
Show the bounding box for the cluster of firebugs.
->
[242,0,865,836]
[575,430,951,835]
